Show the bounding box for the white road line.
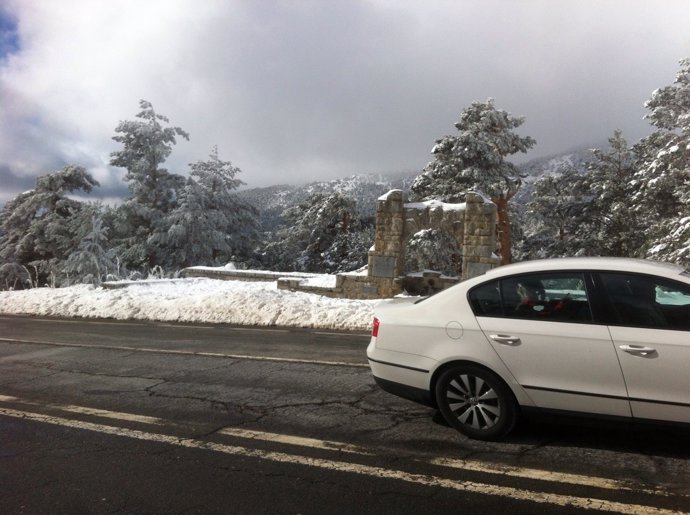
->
[218,427,373,455]
[0,394,163,425]
[0,406,680,515]
[222,425,676,498]
[224,327,291,333]
[0,394,685,500]
[153,324,215,329]
[25,319,155,327]
[190,352,368,368]
[60,405,163,425]
[0,338,368,368]
[428,457,671,497]
[312,331,369,337]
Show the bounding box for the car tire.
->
[435,364,517,440]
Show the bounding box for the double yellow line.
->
[0,395,685,514]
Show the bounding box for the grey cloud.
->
[0,164,36,203]
[1,0,690,198]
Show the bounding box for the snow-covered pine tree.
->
[303,193,359,272]
[0,165,99,288]
[522,166,589,258]
[411,99,536,264]
[109,100,188,270]
[633,58,690,265]
[579,130,645,257]
[262,192,368,273]
[322,224,374,273]
[153,146,259,268]
[64,210,118,286]
[405,229,460,275]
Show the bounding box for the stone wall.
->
[181,190,499,300]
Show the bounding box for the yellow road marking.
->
[0,406,681,515]
[218,427,373,455]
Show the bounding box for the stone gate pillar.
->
[366,190,405,295]
[462,192,500,280]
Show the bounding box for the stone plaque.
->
[362,284,378,295]
[371,256,397,278]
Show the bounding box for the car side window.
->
[469,273,592,322]
[500,273,592,322]
[468,280,502,316]
[600,273,690,331]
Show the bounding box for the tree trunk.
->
[493,196,512,265]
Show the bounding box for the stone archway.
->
[363,189,500,296]
[279,189,500,299]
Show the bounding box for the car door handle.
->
[619,344,656,356]
[490,334,521,346]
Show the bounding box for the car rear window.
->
[468,280,501,316]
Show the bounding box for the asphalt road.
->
[1,315,689,514]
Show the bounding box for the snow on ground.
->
[0,277,378,331]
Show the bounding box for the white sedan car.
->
[367,258,690,440]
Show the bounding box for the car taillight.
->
[372,317,380,337]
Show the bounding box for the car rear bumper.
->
[371,374,435,408]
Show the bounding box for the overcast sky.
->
[1,0,690,204]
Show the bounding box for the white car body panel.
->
[476,317,631,416]
[366,344,436,390]
[610,326,690,423]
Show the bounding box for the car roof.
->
[480,257,686,280]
